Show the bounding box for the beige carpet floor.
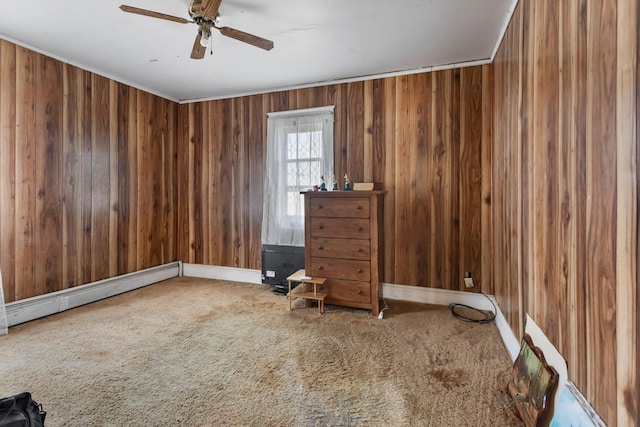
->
[0,277,522,426]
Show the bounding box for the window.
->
[262,106,334,247]
[286,124,323,216]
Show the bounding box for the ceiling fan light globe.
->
[200,33,210,47]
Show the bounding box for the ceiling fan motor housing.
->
[189,0,204,18]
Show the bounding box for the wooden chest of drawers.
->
[303,191,384,315]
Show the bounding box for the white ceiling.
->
[0,0,516,103]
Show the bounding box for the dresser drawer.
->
[309,197,369,218]
[309,218,370,239]
[310,237,370,260]
[317,279,371,304]
[310,257,371,281]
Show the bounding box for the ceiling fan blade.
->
[201,0,223,19]
[120,5,191,24]
[218,26,274,51]
[191,34,207,59]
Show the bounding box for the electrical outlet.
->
[464,272,474,288]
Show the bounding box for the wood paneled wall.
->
[176,66,493,291]
[0,40,177,303]
[492,0,638,424]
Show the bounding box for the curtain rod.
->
[267,105,334,118]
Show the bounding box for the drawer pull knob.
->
[357,247,364,252]
[357,290,362,294]
[318,245,324,250]
[357,205,362,210]
[318,225,324,230]
[318,205,323,209]
[318,265,324,270]
[357,227,363,232]
[357,269,363,273]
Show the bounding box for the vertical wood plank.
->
[164,101,177,264]
[198,102,209,265]
[14,47,37,300]
[572,0,589,390]
[80,69,93,285]
[480,65,493,295]
[509,4,525,335]
[376,78,397,283]
[559,0,588,387]
[492,37,506,317]
[219,99,232,265]
[176,103,190,262]
[449,69,461,293]
[247,94,264,269]
[459,67,483,291]
[62,65,79,288]
[126,86,139,272]
[154,95,165,267]
[188,102,200,263]
[585,0,618,419]
[208,101,221,265]
[520,0,534,340]
[108,81,119,277]
[493,28,511,323]
[636,2,640,421]
[34,55,63,295]
[150,92,171,267]
[233,96,246,267]
[135,90,149,269]
[444,69,456,291]
[432,71,450,289]
[615,0,638,423]
[370,79,390,184]
[146,93,163,268]
[90,74,111,281]
[0,40,16,300]
[533,0,561,343]
[116,83,130,275]
[378,78,396,284]
[363,80,374,182]
[394,75,411,284]
[408,72,430,287]
[346,82,365,183]
[333,85,347,187]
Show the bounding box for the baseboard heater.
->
[261,245,305,294]
[5,262,181,327]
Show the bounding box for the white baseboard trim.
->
[5,262,181,327]
[383,283,496,310]
[182,263,262,284]
[494,303,521,361]
[382,283,519,360]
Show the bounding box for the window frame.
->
[262,106,334,247]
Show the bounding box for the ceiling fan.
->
[119,0,274,59]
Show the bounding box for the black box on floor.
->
[261,245,305,288]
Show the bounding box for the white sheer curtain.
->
[262,106,334,247]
